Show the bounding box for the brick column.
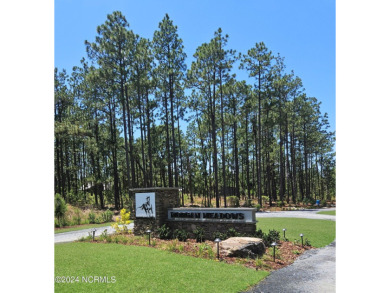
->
[129,187,180,236]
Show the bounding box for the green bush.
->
[88,211,96,224]
[213,231,227,241]
[72,208,82,225]
[157,224,172,240]
[194,226,205,243]
[253,229,264,239]
[102,210,114,223]
[302,197,316,205]
[99,229,108,241]
[243,198,253,207]
[167,239,179,252]
[206,244,215,259]
[227,196,239,207]
[226,228,240,238]
[196,243,212,257]
[261,196,270,204]
[54,218,60,228]
[320,200,327,207]
[54,194,67,227]
[255,204,261,211]
[262,229,280,247]
[173,229,188,242]
[276,201,283,208]
[95,216,103,224]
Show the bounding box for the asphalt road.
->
[246,208,336,293]
[55,223,134,244]
[256,208,336,221]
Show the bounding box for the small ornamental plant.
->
[111,209,131,234]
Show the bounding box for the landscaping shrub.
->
[157,224,172,240]
[102,210,114,223]
[227,196,239,207]
[262,229,280,247]
[304,238,312,247]
[167,239,179,252]
[194,226,205,243]
[54,194,67,227]
[88,211,96,224]
[213,231,227,241]
[243,198,253,207]
[253,229,264,239]
[99,229,108,241]
[226,228,240,238]
[95,216,103,224]
[111,209,131,234]
[196,243,214,259]
[255,204,261,211]
[173,229,188,242]
[121,237,128,245]
[206,244,215,259]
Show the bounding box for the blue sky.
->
[55,0,335,132]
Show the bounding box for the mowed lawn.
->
[317,210,336,216]
[257,218,335,247]
[55,242,268,293]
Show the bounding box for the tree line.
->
[55,11,335,210]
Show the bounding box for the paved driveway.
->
[256,208,336,221]
[246,208,336,293]
[55,223,134,244]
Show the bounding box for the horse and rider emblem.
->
[135,193,155,218]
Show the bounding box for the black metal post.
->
[273,245,276,261]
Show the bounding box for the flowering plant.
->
[111,208,131,234]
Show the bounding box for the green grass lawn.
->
[257,218,335,248]
[317,210,336,216]
[55,242,268,293]
[54,222,116,234]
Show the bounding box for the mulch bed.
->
[81,234,312,271]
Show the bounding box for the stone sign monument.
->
[130,187,256,240]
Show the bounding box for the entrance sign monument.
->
[130,187,256,240]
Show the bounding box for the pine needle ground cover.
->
[257,218,336,248]
[317,210,336,216]
[55,242,268,293]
